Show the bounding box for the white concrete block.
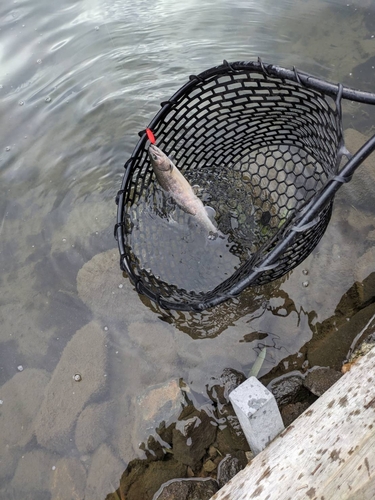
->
[229,376,284,455]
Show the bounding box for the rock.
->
[355,246,375,283]
[0,368,50,448]
[34,321,108,452]
[303,367,342,396]
[11,449,56,494]
[344,129,375,212]
[172,410,217,467]
[49,457,87,500]
[217,453,247,488]
[267,372,305,406]
[118,458,187,500]
[307,302,375,370]
[215,404,250,454]
[0,445,21,482]
[75,401,113,454]
[127,321,177,368]
[281,401,312,427]
[77,249,144,322]
[85,444,124,500]
[153,477,219,500]
[208,368,247,405]
[132,379,187,451]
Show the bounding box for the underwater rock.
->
[128,321,177,367]
[172,409,217,467]
[208,368,247,405]
[34,321,108,452]
[267,372,305,406]
[49,457,87,500]
[118,457,187,500]
[303,367,342,396]
[215,404,250,453]
[281,401,312,427]
[0,445,21,482]
[307,302,375,370]
[0,368,50,449]
[75,401,113,454]
[153,477,219,500]
[344,129,375,212]
[355,246,375,283]
[85,443,124,500]
[217,453,247,488]
[11,449,56,495]
[77,248,145,322]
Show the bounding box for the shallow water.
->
[1,0,375,497]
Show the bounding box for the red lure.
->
[146,128,156,144]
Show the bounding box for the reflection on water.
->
[1,0,375,497]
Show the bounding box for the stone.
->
[0,445,21,482]
[85,444,124,500]
[267,371,305,406]
[49,457,87,500]
[77,249,145,322]
[0,368,50,448]
[34,321,108,452]
[119,458,187,500]
[11,449,56,494]
[303,367,342,396]
[127,322,177,367]
[208,368,247,405]
[153,477,219,500]
[307,302,375,370]
[215,404,250,454]
[344,129,375,212]
[281,401,312,427]
[217,454,247,488]
[75,401,113,454]
[172,410,217,467]
[355,246,375,283]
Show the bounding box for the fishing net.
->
[115,59,375,311]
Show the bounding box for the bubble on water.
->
[5,146,10,151]
[118,284,123,289]
[302,269,308,275]
[0,85,3,89]
[45,96,51,102]
[95,231,99,235]
[18,100,24,106]
[302,281,309,287]
[73,374,82,382]
[104,326,108,331]
[0,400,3,405]
[95,26,100,31]
[36,59,42,64]
[52,466,56,471]
[62,238,66,242]
[17,365,24,372]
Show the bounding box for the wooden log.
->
[211,348,375,500]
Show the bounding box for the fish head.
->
[148,144,172,172]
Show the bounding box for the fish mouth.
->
[148,144,161,161]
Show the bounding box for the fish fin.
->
[248,347,267,378]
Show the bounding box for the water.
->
[1,0,375,497]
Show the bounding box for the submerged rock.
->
[34,321,108,452]
[49,457,87,500]
[153,477,219,500]
[118,458,187,500]
[0,368,50,449]
[172,409,217,467]
[281,401,312,427]
[85,443,124,500]
[11,449,56,495]
[75,400,113,454]
[303,367,342,396]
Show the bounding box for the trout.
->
[148,144,221,239]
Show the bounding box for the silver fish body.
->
[148,144,220,238]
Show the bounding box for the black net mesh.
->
[115,60,346,310]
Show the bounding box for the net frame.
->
[115,59,375,311]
